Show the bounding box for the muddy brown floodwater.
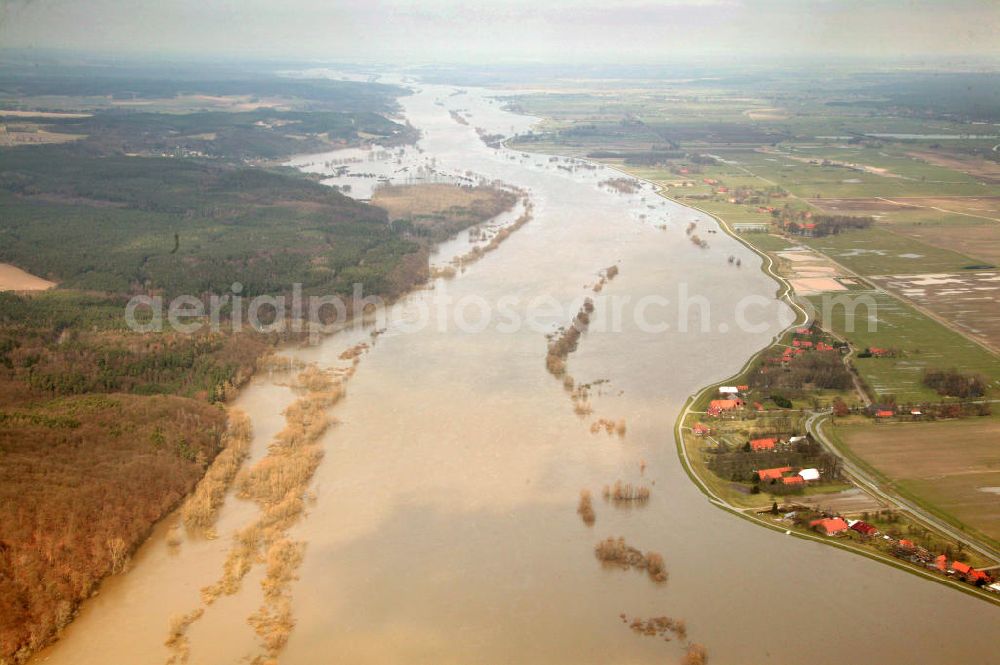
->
[33,79,1000,665]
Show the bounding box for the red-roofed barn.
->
[749,437,777,452]
[756,466,792,482]
[810,517,849,536]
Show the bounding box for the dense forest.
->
[778,208,875,237]
[38,108,416,159]
[0,61,409,112]
[0,393,227,661]
[0,145,429,297]
[0,68,441,664]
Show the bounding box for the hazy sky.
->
[2,0,998,64]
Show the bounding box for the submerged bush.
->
[577,490,596,526]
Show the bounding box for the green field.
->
[802,227,984,275]
[808,290,1000,401]
[714,149,989,199]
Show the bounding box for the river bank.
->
[30,78,1000,665]
[658,192,1000,605]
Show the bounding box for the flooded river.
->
[34,80,999,665]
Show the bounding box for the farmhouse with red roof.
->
[749,437,777,452]
[810,517,849,536]
[951,561,972,576]
[707,398,743,416]
[849,521,878,537]
[756,466,792,482]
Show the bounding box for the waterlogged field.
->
[868,271,1000,352]
[808,291,1000,401]
[802,227,984,275]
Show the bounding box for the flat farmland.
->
[907,151,1000,185]
[869,271,1000,352]
[808,197,917,213]
[885,195,1000,222]
[805,199,1000,265]
[808,290,1000,401]
[896,219,1000,266]
[803,227,982,275]
[834,418,1000,550]
[732,149,989,199]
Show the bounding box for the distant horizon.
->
[2,46,999,74]
[2,0,998,66]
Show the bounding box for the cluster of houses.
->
[781,511,999,592]
[766,328,842,366]
[705,385,754,417]
[756,465,821,486]
[707,398,744,417]
[867,403,926,420]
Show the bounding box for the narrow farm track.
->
[806,411,1000,566]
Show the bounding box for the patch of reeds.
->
[588,418,627,436]
[621,615,687,641]
[430,265,458,279]
[338,342,369,362]
[593,537,667,583]
[602,481,651,504]
[260,538,304,599]
[452,199,533,268]
[244,538,305,662]
[180,362,352,662]
[247,595,294,657]
[600,177,640,194]
[645,552,668,583]
[592,266,619,293]
[590,418,615,434]
[164,608,204,665]
[182,409,253,532]
[201,521,265,602]
[682,643,708,665]
[545,298,592,377]
[258,354,306,373]
[577,490,596,526]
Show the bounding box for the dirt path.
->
[875,196,1000,224]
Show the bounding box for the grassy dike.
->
[653,187,1000,606]
[498,141,1000,603]
[598,161,1000,602]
